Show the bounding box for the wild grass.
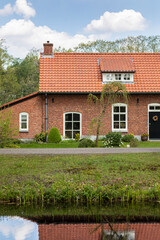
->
[0,153,160,204]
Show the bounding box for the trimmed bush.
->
[78,138,95,148]
[48,127,61,143]
[104,132,122,147]
[122,134,134,143]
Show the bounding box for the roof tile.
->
[39,53,160,93]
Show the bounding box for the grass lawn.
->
[0,153,160,204]
[18,140,160,148]
[19,141,79,148]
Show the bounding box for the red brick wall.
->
[1,93,160,139]
[44,94,160,137]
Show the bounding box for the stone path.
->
[0,148,160,155]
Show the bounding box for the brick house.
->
[0,41,160,140]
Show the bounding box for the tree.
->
[88,82,128,147]
[13,48,40,98]
[0,110,17,148]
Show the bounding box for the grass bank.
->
[0,153,160,204]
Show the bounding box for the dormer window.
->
[106,74,113,81]
[115,74,121,81]
[124,73,131,81]
[100,58,135,84]
[102,73,133,83]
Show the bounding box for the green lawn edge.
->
[0,153,160,205]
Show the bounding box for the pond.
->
[0,203,160,240]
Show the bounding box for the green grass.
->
[19,141,79,148]
[17,140,160,148]
[138,141,160,147]
[0,153,160,204]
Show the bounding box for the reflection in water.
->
[0,217,38,240]
[38,223,160,240]
[0,217,160,240]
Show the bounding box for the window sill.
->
[112,129,128,133]
[103,81,134,84]
[19,130,29,133]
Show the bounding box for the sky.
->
[0,0,159,58]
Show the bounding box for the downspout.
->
[45,93,48,141]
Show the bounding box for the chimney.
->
[43,41,53,55]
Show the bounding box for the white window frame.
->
[19,112,29,132]
[112,103,128,132]
[148,103,160,112]
[102,73,133,84]
[63,112,82,139]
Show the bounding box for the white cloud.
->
[0,19,92,58]
[0,0,35,19]
[0,4,13,16]
[14,0,36,19]
[0,217,37,240]
[0,9,147,58]
[84,9,147,33]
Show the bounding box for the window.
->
[115,73,122,81]
[124,73,131,81]
[149,104,160,112]
[19,112,29,132]
[63,112,81,139]
[102,73,133,83]
[106,74,113,81]
[112,104,128,132]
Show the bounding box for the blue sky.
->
[0,0,159,58]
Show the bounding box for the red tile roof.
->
[100,58,135,72]
[39,223,160,240]
[0,92,39,109]
[39,52,160,93]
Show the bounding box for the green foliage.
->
[11,139,23,144]
[0,153,160,204]
[75,133,80,142]
[48,127,61,143]
[88,82,128,147]
[0,45,40,105]
[0,110,17,148]
[34,131,47,143]
[122,134,134,142]
[130,138,139,147]
[54,36,160,53]
[104,132,122,147]
[78,138,95,148]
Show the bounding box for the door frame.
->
[148,103,160,140]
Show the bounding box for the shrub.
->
[11,139,23,144]
[103,132,122,147]
[75,133,80,142]
[48,127,61,143]
[122,134,134,142]
[78,138,95,148]
[130,138,139,147]
[34,132,47,143]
